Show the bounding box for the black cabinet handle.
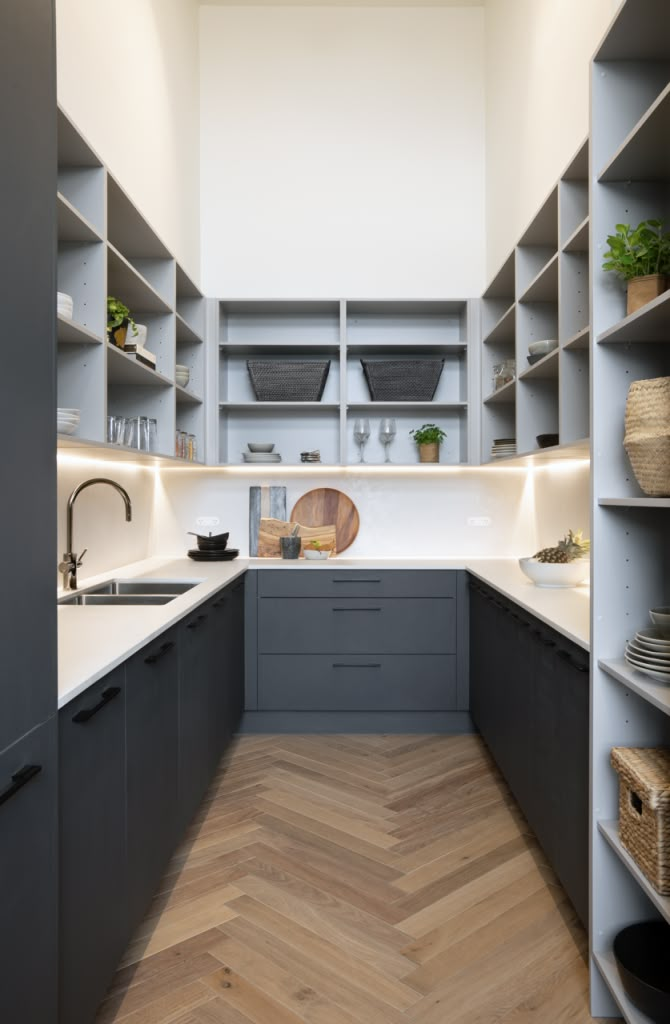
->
[186,614,208,630]
[72,686,121,724]
[332,607,381,612]
[144,640,175,664]
[0,764,41,808]
[532,627,556,648]
[332,579,381,584]
[332,662,382,669]
[557,648,589,673]
[212,597,228,608]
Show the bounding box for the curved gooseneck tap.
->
[59,477,133,590]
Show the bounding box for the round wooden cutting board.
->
[290,488,360,554]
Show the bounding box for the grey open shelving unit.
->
[215,298,479,467]
[56,108,206,464]
[480,138,590,464]
[589,1,670,1020]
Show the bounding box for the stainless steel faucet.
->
[59,477,133,590]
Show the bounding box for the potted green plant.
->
[410,423,447,464]
[107,296,138,349]
[602,219,670,315]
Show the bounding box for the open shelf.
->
[483,303,515,345]
[599,82,670,183]
[599,497,670,508]
[562,216,589,253]
[107,244,172,315]
[175,385,203,406]
[219,401,339,411]
[599,658,670,717]
[518,348,559,380]
[57,192,102,244]
[599,821,670,925]
[220,341,339,354]
[57,434,203,467]
[518,252,559,304]
[347,401,467,411]
[593,951,656,1024]
[484,438,589,466]
[106,344,173,388]
[598,289,670,344]
[483,379,516,405]
[564,325,590,350]
[107,175,172,261]
[176,313,203,345]
[57,315,103,346]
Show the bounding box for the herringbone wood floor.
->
[95,735,614,1024]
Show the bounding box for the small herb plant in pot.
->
[410,423,446,464]
[602,219,670,315]
[107,296,138,349]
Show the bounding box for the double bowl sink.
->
[59,579,200,606]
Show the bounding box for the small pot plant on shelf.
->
[602,219,670,316]
[410,423,446,464]
[519,529,590,588]
[107,296,138,349]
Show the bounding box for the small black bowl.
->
[614,921,670,1022]
[536,434,559,449]
[194,532,229,551]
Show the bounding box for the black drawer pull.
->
[557,648,589,673]
[332,579,381,584]
[332,607,381,612]
[186,614,208,630]
[532,627,556,647]
[332,662,382,669]
[0,764,41,808]
[212,597,227,608]
[144,640,175,664]
[72,686,121,723]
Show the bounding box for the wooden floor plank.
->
[96,735,607,1024]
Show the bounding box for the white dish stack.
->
[625,621,670,682]
[57,292,74,321]
[57,408,80,435]
[242,442,281,463]
[175,364,190,388]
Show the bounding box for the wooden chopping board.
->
[258,519,336,558]
[291,488,360,554]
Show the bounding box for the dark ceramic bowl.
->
[536,434,559,449]
[195,532,229,551]
[614,921,670,1022]
[527,353,544,366]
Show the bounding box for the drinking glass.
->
[106,415,127,445]
[353,418,370,463]
[379,418,397,463]
[148,418,158,453]
[124,417,142,449]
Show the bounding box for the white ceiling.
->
[201,1,484,7]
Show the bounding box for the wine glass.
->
[379,418,397,463]
[353,418,370,463]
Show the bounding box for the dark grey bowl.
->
[195,532,229,551]
[536,434,559,449]
[614,921,670,1022]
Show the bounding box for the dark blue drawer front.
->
[258,597,455,654]
[257,569,457,599]
[258,654,457,710]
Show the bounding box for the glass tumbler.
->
[148,418,158,453]
[124,417,142,449]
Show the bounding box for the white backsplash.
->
[56,456,591,584]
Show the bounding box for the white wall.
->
[199,4,486,298]
[484,0,616,278]
[56,0,201,280]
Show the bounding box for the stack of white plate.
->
[242,452,282,463]
[175,364,190,388]
[491,437,517,458]
[57,292,74,320]
[625,628,670,682]
[57,408,80,436]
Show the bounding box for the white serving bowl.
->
[528,339,558,356]
[519,557,589,588]
[650,607,670,632]
[247,442,275,453]
[304,549,329,560]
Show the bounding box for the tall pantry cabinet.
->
[0,0,59,1020]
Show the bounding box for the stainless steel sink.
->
[58,578,200,606]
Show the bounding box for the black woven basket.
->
[247,360,331,402]
[361,359,444,401]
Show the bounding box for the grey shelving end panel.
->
[57,107,105,238]
[590,3,670,1018]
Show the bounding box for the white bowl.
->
[650,607,670,632]
[528,339,558,356]
[57,421,79,436]
[519,557,589,588]
[304,549,329,560]
[247,442,275,453]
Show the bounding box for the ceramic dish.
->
[528,339,558,356]
[519,557,589,588]
[57,421,79,436]
[636,628,670,647]
[624,654,670,681]
[626,643,670,668]
[650,607,670,630]
[304,549,329,560]
[242,453,282,462]
[247,442,275,453]
[187,548,239,561]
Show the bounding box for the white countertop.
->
[58,555,590,708]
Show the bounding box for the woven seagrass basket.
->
[611,747,670,896]
[247,360,330,402]
[361,359,444,402]
[623,377,670,497]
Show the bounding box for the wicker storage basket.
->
[361,359,444,402]
[247,360,330,402]
[611,747,670,895]
[623,377,670,497]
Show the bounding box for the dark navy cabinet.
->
[59,667,127,1024]
[179,603,218,828]
[468,577,589,926]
